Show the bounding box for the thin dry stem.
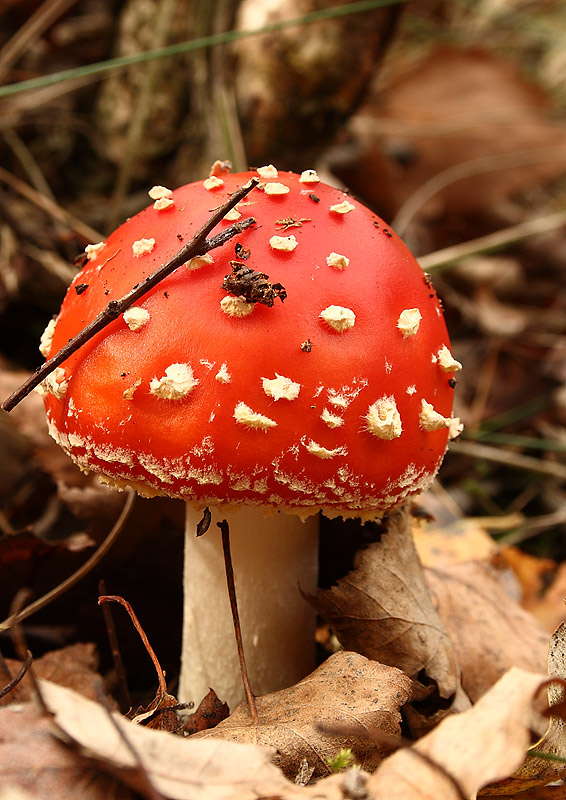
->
[218,519,259,727]
[1,178,258,412]
[98,595,167,696]
[0,164,101,242]
[419,210,566,272]
[0,489,135,633]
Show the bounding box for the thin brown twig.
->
[2,179,258,413]
[0,650,32,700]
[0,489,135,633]
[218,519,259,727]
[98,595,167,697]
[9,589,49,716]
[0,164,102,242]
[98,579,131,714]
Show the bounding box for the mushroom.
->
[39,168,461,710]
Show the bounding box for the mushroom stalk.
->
[179,505,319,710]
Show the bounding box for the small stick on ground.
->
[218,519,259,727]
[0,650,32,701]
[8,589,49,716]
[98,579,131,714]
[98,594,167,697]
[2,178,259,412]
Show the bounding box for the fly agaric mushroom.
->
[38,167,462,710]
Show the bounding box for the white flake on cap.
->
[150,363,198,400]
[419,399,451,431]
[406,385,417,395]
[257,165,278,179]
[264,182,289,196]
[366,396,402,440]
[397,308,422,338]
[39,318,56,357]
[262,374,301,401]
[132,238,155,257]
[123,378,142,400]
[326,252,350,270]
[220,296,255,318]
[148,185,174,210]
[330,200,355,215]
[320,305,355,332]
[321,408,344,428]
[215,363,231,383]
[85,242,105,260]
[203,176,224,190]
[153,197,174,211]
[223,207,241,221]
[269,234,298,252]
[328,391,349,409]
[305,439,348,459]
[185,253,214,271]
[234,402,277,430]
[437,345,463,372]
[123,307,150,331]
[299,169,320,183]
[148,185,172,200]
[449,416,464,439]
[39,367,68,399]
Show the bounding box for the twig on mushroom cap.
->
[218,520,259,727]
[1,179,259,412]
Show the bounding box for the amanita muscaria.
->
[39,165,462,710]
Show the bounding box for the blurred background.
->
[0,0,565,696]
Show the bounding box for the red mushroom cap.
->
[40,169,461,517]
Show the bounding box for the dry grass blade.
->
[392,145,566,235]
[0,490,135,633]
[419,210,566,272]
[449,440,566,480]
[0,165,102,242]
[0,0,79,82]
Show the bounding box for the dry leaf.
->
[313,509,465,731]
[486,623,566,794]
[194,650,411,780]
[414,517,501,567]
[329,47,566,231]
[183,689,230,735]
[0,702,133,800]
[38,678,294,800]
[499,548,556,613]
[525,561,566,634]
[0,643,102,707]
[427,561,550,702]
[368,667,549,800]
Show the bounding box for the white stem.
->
[179,505,319,711]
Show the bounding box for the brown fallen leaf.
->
[427,561,550,702]
[414,516,500,567]
[0,642,102,707]
[194,650,411,781]
[0,702,133,800]
[37,678,295,800]
[485,622,566,794]
[368,667,549,800]
[526,561,566,634]
[329,47,566,238]
[182,688,229,735]
[313,509,466,733]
